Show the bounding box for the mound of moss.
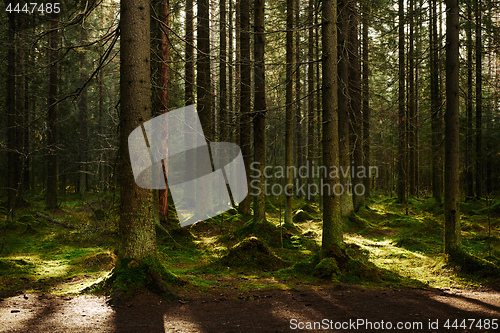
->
[291,245,381,282]
[293,209,312,222]
[232,219,297,248]
[219,237,288,271]
[73,251,116,270]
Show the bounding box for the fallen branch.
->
[35,212,79,229]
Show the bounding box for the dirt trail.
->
[1,286,499,332]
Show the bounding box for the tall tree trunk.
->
[228,0,234,139]
[6,8,19,220]
[185,0,194,106]
[348,0,364,211]
[396,0,406,205]
[78,28,88,194]
[46,13,59,209]
[362,2,370,199]
[253,0,267,223]
[284,0,294,225]
[306,0,315,201]
[119,0,157,260]
[408,0,416,197]
[156,0,170,218]
[475,0,483,198]
[465,0,474,198]
[337,0,353,215]
[294,0,303,195]
[220,0,227,141]
[197,0,212,139]
[444,0,461,255]
[239,0,252,215]
[322,0,343,249]
[430,0,443,202]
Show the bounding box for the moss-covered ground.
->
[0,192,499,297]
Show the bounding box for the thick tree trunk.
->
[322,0,343,249]
[119,0,157,260]
[284,0,294,225]
[46,14,59,209]
[444,0,461,255]
[253,0,267,223]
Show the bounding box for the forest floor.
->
[0,192,499,332]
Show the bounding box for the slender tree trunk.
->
[338,0,353,216]
[295,0,303,195]
[322,0,342,248]
[185,0,194,106]
[220,0,227,141]
[46,13,59,209]
[157,0,170,218]
[119,0,157,260]
[396,0,406,205]
[78,28,88,194]
[253,0,267,223]
[7,9,19,220]
[430,0,443,202]
[284,0,294,225]
[408,0,416,197]
[444,0,461,255]
[362,3,370,199]
[228,0,234,138]
[466,0,474,198]
[239,0,252,215]
[197,0,212,139]
[348,0,364,211]
[475,0,483,198]
[306,0,315,201]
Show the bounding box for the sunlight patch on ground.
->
[345,234,478,289]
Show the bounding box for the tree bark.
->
[253,0,267,223]
[465,0,474,198]
[46,13,59,209]
[119,0,157,260]
[220,0,228,142]
[306,0,315,201]
[322,0,343,248]
[475,0,483,198]
[239,0,252,215]
[444,0,461,255]
[362,2,370,199]
[284,0,294,225]
[338,0,353,216]
[430,0,443,203]
[348,0,364,211]
[396,0,406,205]
[197,0,212,140]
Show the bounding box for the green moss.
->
[293,209,312,222]
[218,237,288,271]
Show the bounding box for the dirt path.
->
[1,286,499,332]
